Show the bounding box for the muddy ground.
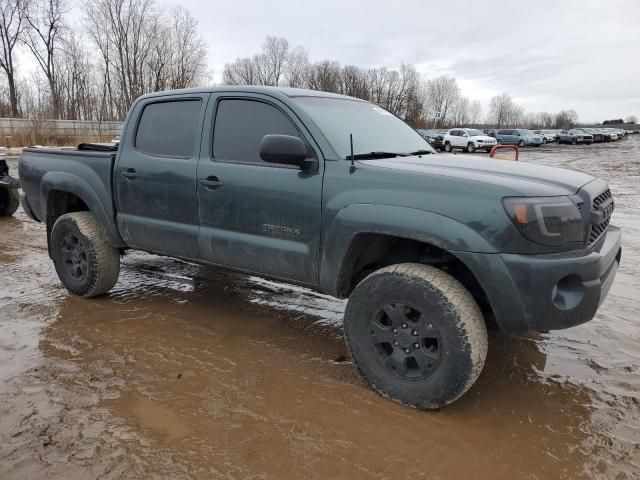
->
[1,138,639,479]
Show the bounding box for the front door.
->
[115,94,208,259]
[196,94,324,284]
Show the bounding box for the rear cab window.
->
[135,99,202,158]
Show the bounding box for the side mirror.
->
[462,133,468,137]
[260,134,316,171]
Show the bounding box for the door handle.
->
[122,168,137,179]
[199,176,224,190]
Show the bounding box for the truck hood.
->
[358,154,595,196]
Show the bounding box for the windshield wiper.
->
[347,151,409,160]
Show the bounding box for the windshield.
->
[465,129,484,136]
[293,96,434,158]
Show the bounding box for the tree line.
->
[223,37,588,130]
[2,3,629,131]
[0,0,208,121]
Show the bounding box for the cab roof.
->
[138,85,364,102]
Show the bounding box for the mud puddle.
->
[1,140,639,479]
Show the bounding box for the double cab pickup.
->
[19,87,621,408]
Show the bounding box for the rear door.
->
[196,93,324,284]
[115,94,208,259]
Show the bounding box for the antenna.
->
[349,133,356,174]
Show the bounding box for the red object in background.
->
[489,145,519,161]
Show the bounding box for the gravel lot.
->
[1,138,639,479]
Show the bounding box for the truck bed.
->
[19,147,117,230]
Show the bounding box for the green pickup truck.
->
[18,87,621,409]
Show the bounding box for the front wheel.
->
[344,263,488,409]
[467,142,476,153]
[444,142,452,152]
[51,212,120,297]
[518,139,525,147]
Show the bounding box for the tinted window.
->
[497,129,510,135]
[135,100,202,157]
[213,99,300,164]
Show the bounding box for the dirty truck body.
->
[19,86,621,408]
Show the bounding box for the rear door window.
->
[213,99,301,164]
[135,100,202,158]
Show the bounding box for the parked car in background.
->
[495,129,543,147]
[558,129,594,145]
[535,129,559,143]
[604,129,618,141]
[483,129,496,137]
[417,129,445,150]
[579,128,603,143]
[594,128,614,142]
[443,128,497,153]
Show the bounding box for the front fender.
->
[319,204,498,296]
[40,171,124,248]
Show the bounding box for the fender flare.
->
[40,171,124,248]
[319,204,498,297]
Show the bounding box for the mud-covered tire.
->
[344,263,488,409]
[0,188,19,216]
[51,212,120,297]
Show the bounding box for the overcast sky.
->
[174,0,639,122]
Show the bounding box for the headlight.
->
[503,196,583,246]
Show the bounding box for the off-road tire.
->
[0,188,19,216]
[467,142,476,153]
[344,263,488,409]
[444,142,452,152]
[51,212,120,297]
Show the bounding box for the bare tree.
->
[554,109,578,129]
[0,0,26,116]
[625,115,637,124]
[285,45,309,88]
[85,0,160,118]
[164,6,208,89]
[488,93,518,128]
[469,100,482,125]
[23,0,65,118]
[424,75,459,127]
[451,96,470,126]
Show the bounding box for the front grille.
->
[588,189,612,246]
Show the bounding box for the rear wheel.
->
[0,188,19,217]
[344,263,488,409]
[51,212,120,297]
[444,142,452,152]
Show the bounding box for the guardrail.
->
[0,118,123,138]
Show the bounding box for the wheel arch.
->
[320,205,498,323]
[41,171,125,257]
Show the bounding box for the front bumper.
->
[457,226,621,334]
